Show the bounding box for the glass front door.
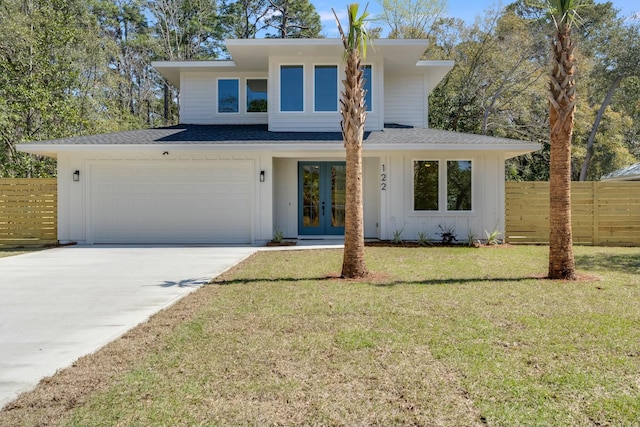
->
[298,162,346,235]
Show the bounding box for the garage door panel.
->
[90,161,253,244]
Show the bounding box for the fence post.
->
[592,182,599,246]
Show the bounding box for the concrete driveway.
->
[0,245,256,408]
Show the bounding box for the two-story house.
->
[19,38,540,245]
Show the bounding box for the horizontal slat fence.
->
[506,181,640,246]
[0,178,57,247]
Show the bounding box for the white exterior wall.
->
[56,150,274,244]
[267,56,384,132]
[379,151,506,243]
[180,71,268,125]
[273,156,381,239]
[384,73,427,128]
[57,148,506,245]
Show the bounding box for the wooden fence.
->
[2,179,639,247]
[0,178,57,247]
[506,181,640,245]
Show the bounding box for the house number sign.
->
[381,164,387,191]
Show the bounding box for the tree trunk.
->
[579,74,623,181]
[340,50,367,279]
[548,24,577,280]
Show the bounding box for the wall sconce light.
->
[260,170,265,183]
[73,170,80,182]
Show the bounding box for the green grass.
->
[13,246,640,426]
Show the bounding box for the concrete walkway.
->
[0,245,255,408]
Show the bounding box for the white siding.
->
[57,150,274,245]
[180,71,268,125]
[384,73,426,128]
[267,56,384,132]
[380,151,505,243]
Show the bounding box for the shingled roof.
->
[601,163,640,181]
[18,124,536,147]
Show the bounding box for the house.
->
[601,163,640,181]
[18,38,540,245]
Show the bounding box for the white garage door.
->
[89,161,254,244]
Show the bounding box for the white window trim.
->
[445,159,474,213]
[279,64,305,113]
[216,78,241,114]
[245,77,268,114]
[410,158,475,214]
[313,63,339,113]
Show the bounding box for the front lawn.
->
[2,246,639,426]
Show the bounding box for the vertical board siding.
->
[506,181,640,245]
[383,74,425,128]
[0,178,57,247]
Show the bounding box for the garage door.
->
[89,161,253,244]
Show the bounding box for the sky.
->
[314,0,640,37]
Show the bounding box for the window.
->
[414,160,439,211]
[314,65,338,111]
[280,65,303,111]
[362,65,372,112]
[447,160,472,211]
[218,79,239,113]
[246,79,267,112]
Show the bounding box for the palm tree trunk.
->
[548,24,577,280]
[549,106,576,279]
[340,50,367,279]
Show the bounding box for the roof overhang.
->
[152,61,236,88]
[152,39,454,89]
[18,142,541,159]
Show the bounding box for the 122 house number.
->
[381,164,387,190]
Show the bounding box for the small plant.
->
[272,230,284,243]
[485,229,502,245]
[417,231,431,246]
[437,224,457,244]
[467,229,477,247]
[392,228,404,244]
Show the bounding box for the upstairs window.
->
[414,160,439,211]
[314,65,338,112]
[362,65,372,112]
[447,161,472,211]
[247,79,267,112]
[217,79,239,113]
[280,65,303,112]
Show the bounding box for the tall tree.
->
[145,0,223,60]
[220,0,270,38]
[334,4,369,279]
[546,0,582,280]
[578,20,640,180]
[91,0,159,127]
[265,0,322,38]
[0,0,102,177]
[376,0,446,39]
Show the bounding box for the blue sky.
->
[315,0,640,37]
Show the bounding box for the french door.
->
[298,162,346,235]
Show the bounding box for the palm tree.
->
[547,0,582,280]
[333,4,369,278]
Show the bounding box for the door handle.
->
[321,201,325,215]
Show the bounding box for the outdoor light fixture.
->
[260,170,265,182]
[73,170,80,182]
